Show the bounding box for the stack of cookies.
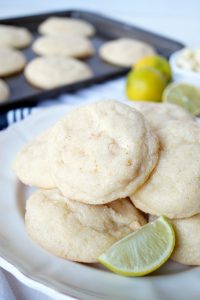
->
[13,100,200,266]
[130,101,200,266]
[14,100,153,262]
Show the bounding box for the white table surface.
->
[0,0,200,299]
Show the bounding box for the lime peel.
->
[98,216,175,277]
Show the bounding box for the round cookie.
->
[130,102,194,131]
[149,214,200,265]
[32,35,94,58]
[0,24,32,48]
[0,47,26,77]
[13,130,55,189]
[131,120,200,219]
[39,17,95,37]
[47,100,159,204]
[25,189,147,263]
[99,38,155,67]
[24,56,93,90]
[171,214,200,265]
[0,79,10,101]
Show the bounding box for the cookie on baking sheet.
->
[0,79,10,101]
[13,130,55,189]
[38,17,95,37]
[99,38,156,67]
[0,24,32,49]
[149,214,200,266]
[32,34,94,58]
[47,100,159,204]
[0,47,26,77]
[24,56,93,90]
[25,189,146,263]
[130,101,194,131]
[131,120,200,219]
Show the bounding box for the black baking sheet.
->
[0,10,184,112]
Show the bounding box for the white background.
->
[0,0,200,299]
[1,0,200,47]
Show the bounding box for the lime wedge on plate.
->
[98,216,175,276]
[162,82,200,115]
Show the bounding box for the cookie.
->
[130,102,194,130]
[99,38,155,67]
[39,17,95,37]
[149,214,200,265]
[0,47,26,77]
[24,56,93,89]
[171,214,200,265]
[0,79,10,101]
[32,35,94,58]
[0,24,32,48]
[25,189,146,263]
[13,130,55,189]
[47,100,159,204]
[131,120,200,219]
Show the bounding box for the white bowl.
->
[169,50,200,87]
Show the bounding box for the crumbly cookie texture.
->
[13,130,55,189]
[0,24,32,48]
[39,17,95,37]
[32,35,94,58]
[0,79,10,101]
[131,120,200,219]
[24,56,93,89]
[47,100,159,204]
[129,101,194,131]
[25,189,146,263]
[0,47,26,77]
[100,38,155,67]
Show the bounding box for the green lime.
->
[98,216,175,277]
[162,82,200,115]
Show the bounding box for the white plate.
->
[0,104,200,300]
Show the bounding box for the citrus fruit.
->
[162,82,200,115]
[126,67,166,102]
[134,55,172,82]
[98,216,175,277]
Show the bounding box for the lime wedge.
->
[162,82,200,115]
[98,216,175,276]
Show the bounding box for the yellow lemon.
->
[126,67,166,102]
[134,55,172,82]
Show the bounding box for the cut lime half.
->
[98,216,175,277]
[162,82,200,115]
